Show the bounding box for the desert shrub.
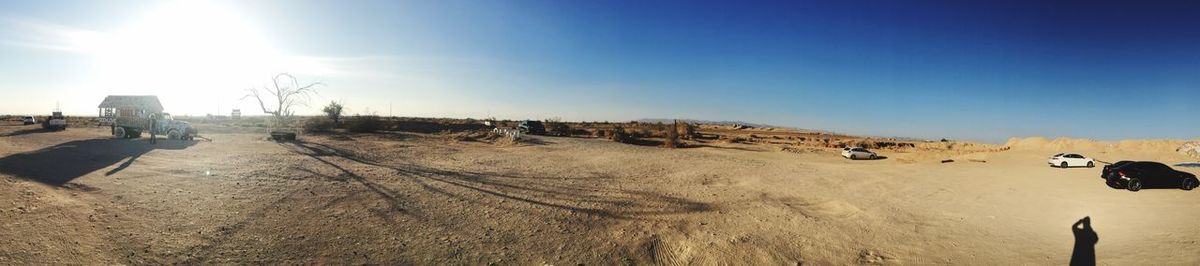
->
[347,115,383,133]
[719,135,748,144]
[610,127,631,143]
[446,130,503,142]
[322,101,344,125]
[681,123,696,140]
[591,129,607,138]
[303,117,337,133]
[664,121,680,148]
[546,121,570,136]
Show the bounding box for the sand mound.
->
[1004,137,1108,151]
[1005,137,1191,154]
[1003,137,1200,162]
[914,141,1007,152]
[794,199,863,220]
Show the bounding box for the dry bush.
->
[681,123,697,140]
[346,115,383,133]
[591,128,608,138]
[546,121,570,136]
[664,121,680,148]
[495,135,521,146]
[303,117,337,133]
[610,127,632,143]
[445,130,503,142]
[719,135,748,144]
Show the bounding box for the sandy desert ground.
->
[1,122,1198,265]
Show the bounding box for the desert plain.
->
[1,118,1198,265]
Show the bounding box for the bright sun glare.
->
[76,1,329,113]
[97,2,272,86]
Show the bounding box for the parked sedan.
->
[1047,153,1094,168]
[841,147,877,160]
[21,116,36,125]
[1104,161,1198,191]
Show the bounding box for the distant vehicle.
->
[841,147,877,160]
[1100,160,1135,179]
[518,120,545,135]
[1104,161,1198,191]
[21,116,36,125]
[1048,153,1094,168]
[42,111,67,130]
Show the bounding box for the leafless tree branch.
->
[242,73,322,129]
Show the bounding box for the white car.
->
[842,147,877,160]
[1048,153,1094,168]
[21,116,36,125]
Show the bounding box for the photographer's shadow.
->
[1071,216,1098,266]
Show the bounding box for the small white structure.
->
[493,128,522,141]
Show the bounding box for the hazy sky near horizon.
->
[1,0,1197,142]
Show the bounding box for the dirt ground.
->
[2,123,1198,265]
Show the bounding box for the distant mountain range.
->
[636,118,784,128]
[636,118,937,141]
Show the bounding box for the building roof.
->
[97,95,163,112]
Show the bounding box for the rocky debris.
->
[1178,141,1200,158]
[779,146,823,154]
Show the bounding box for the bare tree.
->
[243,73,321,128]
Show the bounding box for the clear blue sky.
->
[1,0,1197,142]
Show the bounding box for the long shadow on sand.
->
[0,138,197,185]
[0,127,54,137]
[279,140,713,220]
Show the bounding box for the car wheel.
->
[869,154,877,160]
[168,130,181,140]
[1183,179,1197,191]
[113,127,126,138]
[850,154,857,160]
[1061,162,1069,168]
[1087,161,1094,168]
[1127,178,1142,192]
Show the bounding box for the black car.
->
[1100,160,1135,179]
[517,120,546,135]
[1104,161,1198,191]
